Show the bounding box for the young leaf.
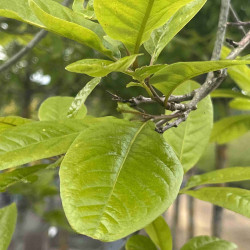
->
[94,0,194,54]
[38,96,77,121]
[182,167,250,191]
[0,116,32,134]
[150,60,250,99]
[210,115,250,144]
[164,81,213,172]
[145,216,172,250]
[183,187,250,218]
[145,0,207,64]
[229,98,250,111]
[181,236,237,250]
[29,0,113,57]
[126,235,157,250]
[60,118,183,241]
[67,78,101,119]
[211,89,250,100]
[0,203,17,250]
[66,55,139,77]
[0,119,90,171]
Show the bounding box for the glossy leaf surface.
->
[151,60,250,98]
[29,0,112,57]
[60,118,183,241]
[183,167,250,191]
[126,235,157,250]
[66,55,138,77]
[164,81,213,172]
[0,116,32,134]
[94,0,193,54]
[145,216,172,250]
[210,115,250,144]
[67,78,101,119]
[181,236,237,250]
[0,203,17,250]
[0,119,89,170]
[229,98,250,111]
[38,96,76,121]
[183,187,250,218]
[145,0,206,63]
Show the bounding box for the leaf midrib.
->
[93,122,147,236]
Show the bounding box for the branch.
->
[0,0,72,74]
[227,21,250,27]
[229,4,247,35]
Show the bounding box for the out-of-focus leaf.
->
[0,116,33,134]
[211,89,250,100]
[145,0,207,63]
[210,115,250,144]
[67,78,101,119]
[66,55,139,77]
[181,236,237,250]
[145,216,172,250]
[229,98,250,110]
[94,0,194,54]
[126,235,157,250]
[0,203,17,250]
[183,187,250,218]
[72,0,96,20]
[182,167,250,191]
[164,81,213,172]
[60,118,183,241]
[38,96,75,121]
[151,60,250,99]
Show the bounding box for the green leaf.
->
[0,164,48,192]
[164,81,213,172]
[126,235,157,250]
[181,236,237,250]
[145,216,172,250]
[145,0,207,64]
[38,96,77,121]
[229,98,250,111]
[210,115,250,144]
[29,0,113,57]
[67,78,101,119]
[211,89,250,100]
[72,0,96,20]
[183,187,250,218]
[182,167,250,191]
[0,203,17,250]
[60,118,183,241]
[66,55,139,77]
[94,0,194,54]
[151,60,250,99]
[0,116,32,134]
[0,119,90,171]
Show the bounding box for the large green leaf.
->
[38,96,77,121]
[229,98,250,111]
[60,118,183,241]
[0,119,90,171]
[151,60,250,99]
[211,89,250,100]
[0,203,17,250]
[66,55,139,77]
[126,235,157,250]
[0,116,32,134]
[181,236,237,250]
[30,0,113,57]
[164,81,213,172]
[183,187,250,218]
[67,78,101,119]
[145,0,206,64]
[182,167,250,191]
[94,0,193,54]
[145,216,172,250]
[210,115,250,144]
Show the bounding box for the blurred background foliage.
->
[0,0,250,249]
